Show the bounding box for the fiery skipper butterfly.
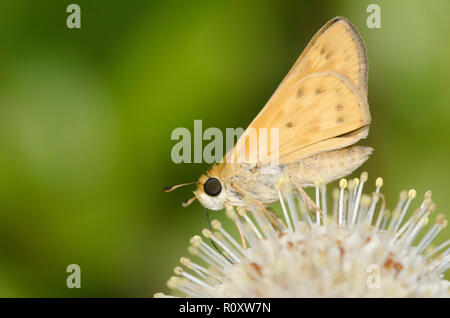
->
[165,17,371,214]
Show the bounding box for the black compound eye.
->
[204,178,222,197]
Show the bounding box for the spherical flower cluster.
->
[155,173,449,297]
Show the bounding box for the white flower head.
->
[155,173,449,298]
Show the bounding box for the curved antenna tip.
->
[182,196,196,207]
[163,181,196,193]
[162,185,174,192]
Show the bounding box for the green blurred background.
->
[0,0,449,297]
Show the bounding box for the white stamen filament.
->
[278,190,293,234]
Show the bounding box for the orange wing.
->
[280,16,368,95]
[224,17,370,166]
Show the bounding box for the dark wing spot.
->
[315,87,324,95]
[320,47,326,55]
[335,103,343,111]
[336,117,344,123]
[286,122,294,128]
[325,51,332,60]
[297,87,304,98]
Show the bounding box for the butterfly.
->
[165,17,371,216]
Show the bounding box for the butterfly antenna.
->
[163,181,196,192]
[206,208,233,264]
[182,196,196,207]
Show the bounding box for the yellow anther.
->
[237,207,247,217]
[429,203,436,212]
[188,246,198,255]
[174,266,183,275]
[339,178,347,189]
[211,220,221,230]
[275,175,291,191]
[348,179,356,190]
[375,177,383,188]
[360,171,368,182]
[167,276,180,289]
[226,206,237,220]
[180,257,191,267]
[436,214,447,229]
[190,235,202,247]
[399,190,408,200]
[202,228,213,238]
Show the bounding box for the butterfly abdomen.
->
[287,146,373,186]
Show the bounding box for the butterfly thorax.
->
[225,163,285,206]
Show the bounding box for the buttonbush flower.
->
[155,173,449,297]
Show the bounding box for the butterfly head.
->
[193,173,227,211]
[163,167,228,210]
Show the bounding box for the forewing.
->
[279,16,368,96]
[228,71,370,165]
[224,17,370,168]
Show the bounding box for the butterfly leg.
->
[266,208,287,232]
[291,177,323,215]
[230,183,284,233]
[234,219,247,251]
[224,203,247,251]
